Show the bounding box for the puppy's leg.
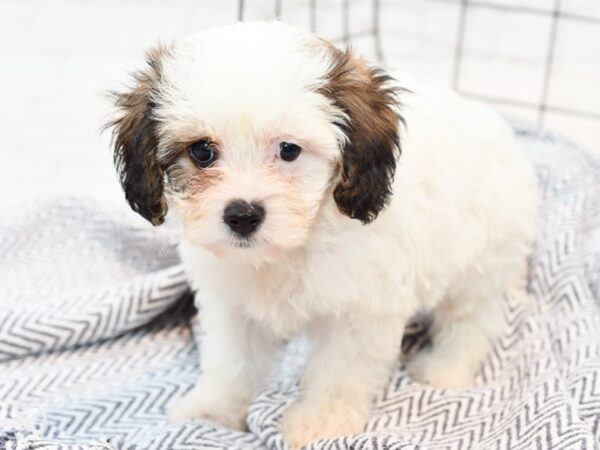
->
[281,314,406,449]
[406,290,503,389]
[169,300,278,429]
[405,256,524,388]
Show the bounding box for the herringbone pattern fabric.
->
[1,125,599,449]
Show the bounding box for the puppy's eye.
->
[278,142,302,162]
[189,140,217,167]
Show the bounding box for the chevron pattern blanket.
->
[1,125,599,449]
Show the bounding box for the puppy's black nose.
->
[223,200,265,238]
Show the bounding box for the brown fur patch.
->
[319,48,401,224]
[184,167,223,196]
[106,44,173,226]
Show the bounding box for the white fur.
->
[155,22,538,448]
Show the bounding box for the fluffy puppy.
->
[107,21,537,448]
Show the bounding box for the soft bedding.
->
[1,124,599,449]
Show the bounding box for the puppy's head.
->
[108,22,400,263]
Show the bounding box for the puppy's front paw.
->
[168,382,249,430]
[406,348,476,389]
[280,400,366,449]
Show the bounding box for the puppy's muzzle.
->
[223,200,265,238]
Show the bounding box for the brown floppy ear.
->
[321,48,401,224]
[106,45,170,226]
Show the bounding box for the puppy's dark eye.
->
[279,142,302,162]
[189,140,217,167]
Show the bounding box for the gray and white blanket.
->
[1,125,599,449]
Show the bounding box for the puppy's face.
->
[108,22,400,263]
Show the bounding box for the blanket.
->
[1,124,599,449]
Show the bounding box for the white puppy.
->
[107,21,537,448]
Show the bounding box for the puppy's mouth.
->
[232,238,256,249]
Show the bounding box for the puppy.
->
[107,21,537,448]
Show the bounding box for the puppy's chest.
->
[232,262,339,338]
[240,271,315,338]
